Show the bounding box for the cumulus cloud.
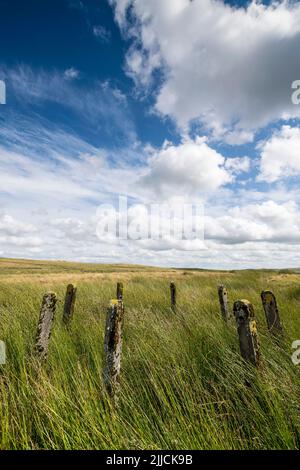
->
[2,197,300,267]
[46,199,300,260]
[140,137,232,197]
[258,125,300,182]
[224,156,251,174]
[0,212,37,236]
[0,211,42,250]
[94,196,205,250]
[205,200,300,244]
[110,0,300,141]
[49,217,96,241]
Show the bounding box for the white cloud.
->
[1,64,137,144]
[140,137,232,197]
[205,200,300,244]
[0,131,142,205]
[93,25,111,42]
[64,67,80,80]
[49,217,96,241]
[0,211,42,250]
[258,125,300,182]
[224,156,251,174]
[0,235,42,248]
[0,212,37,236]
[110,0,300,140]
[0,146,99,199]
[2,196,300,267]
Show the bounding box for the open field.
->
[0,258,300,449]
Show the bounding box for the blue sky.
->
[0,0,176,147]
[1,0,300,268]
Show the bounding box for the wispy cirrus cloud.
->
[0,64,137,146]
[0,122,139,203]
[63,67,80,80]
[93,25,111,42]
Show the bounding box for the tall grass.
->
[0,269,300,449]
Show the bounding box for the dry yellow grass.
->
[268,273,300,283]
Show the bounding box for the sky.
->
[1,0,300,269]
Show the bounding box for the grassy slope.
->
[0,258,300,449]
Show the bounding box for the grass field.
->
[0,258,300,450]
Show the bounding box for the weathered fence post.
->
[0,341,5,366]
[103,299,124,401]
[261,290,283,334]
[170,282,176,311]
[116,282,123,301]
[34,292,57,361]
[63,284,77,326]
[218,285,230,321]
[233,299,260,366]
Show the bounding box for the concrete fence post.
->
[116,282,124,301]
[261,290,283,334]
[103,299,124,401]
[63,284,77,326]
[35,292,57,361]
[218,285,230,321]
[170,282,176,312]
[233,299,260,366]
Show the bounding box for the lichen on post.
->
[170,282,176,312]
[34,292,57,361]
[103,299,124,401]
[233,299,260,367]
[261,290,283,334]
[116,282,124,301]
[63,284,77,326]
[218,285,230,321]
